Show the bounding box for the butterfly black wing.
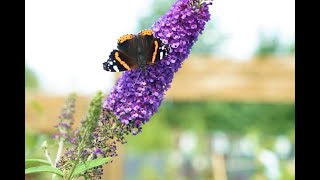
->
[157,42,170,61]
[138,29,155,54]
[117,34,135,54]
[116,29,155,68]
[103,50,138,72]
[146,38,170,65]
[137,29,170,65]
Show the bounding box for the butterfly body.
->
[103,29,169,72]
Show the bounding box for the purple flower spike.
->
[53,93,76,140]
[104,0,212,132]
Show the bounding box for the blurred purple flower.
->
[104,0,213,133]
[53,93,76,140]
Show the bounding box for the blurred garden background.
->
[26,0,294,179]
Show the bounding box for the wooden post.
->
[101,142,124,180]
[212,153,228,180]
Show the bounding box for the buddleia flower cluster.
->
[104,0,213,134]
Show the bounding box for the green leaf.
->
[25,65,39,90]
[72,158,111,178]
[25,166,63,177]
[52,175,61,180]
[25,159,51,168]
[25,159,51,165]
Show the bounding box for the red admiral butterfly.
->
[103,29,169,72]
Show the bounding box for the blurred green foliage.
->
[126,112,172,153]
[25,65,39,90]
[136,0,226,55]
[160,101,294,135]
[25,132,51,158]
[26,96,294,153]
[288,41,295,54]
[136,0,172,31]
[26,100,294,179]
[255,33,295,58]
[138,165,160,180]
[125,101,294,152]
[280,161,295,180]
[25,131,59,163]
[26,97,294,157]
[25,131,54,180]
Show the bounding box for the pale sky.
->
[25,0,295,95]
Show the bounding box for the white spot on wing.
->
[159,51,164,59]
[113,65,119,72]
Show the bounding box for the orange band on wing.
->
[139,29,153,36]
[115,52,131,70]
[151,41,159,64]
[118,34,135,43]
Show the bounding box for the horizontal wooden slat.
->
[26,56,294,132]
[116,55,294,102]
[25,94,90,133]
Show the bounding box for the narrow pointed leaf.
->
[25,165,63,177]
[72,158,111,177]
[25,159,51,168]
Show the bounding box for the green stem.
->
[65,128,89,180]
[55,139,64,166]
[42,141,54,167]
[52,139,64,180]
[44,149,54,167]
